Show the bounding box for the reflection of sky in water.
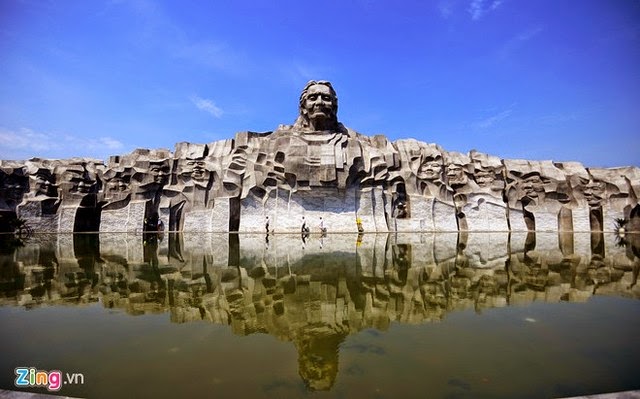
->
[0,232,639,398]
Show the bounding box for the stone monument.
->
[0,80,638,233]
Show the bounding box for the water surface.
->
[0,232,639,398]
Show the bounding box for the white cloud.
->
[190,96,224,118]
[474,108,513,129]
[100,137,125,149]
[490,0,503,10]
[469,0,484,20]
[468,0,504,20]
[498,26,544,59]
[111,1,247,74]
[438,0,455,19]
[0,127,124,160]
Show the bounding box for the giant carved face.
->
[106,177,128,193]
[149,162,170,185]
[302,84,336,126]
[474,167,495,187]
[416,155,443,181]
[61,168,96,195]
[1,174,28,202]
[446,163,468,186]
[583,179,606,208]
[519,173,545,200]
[33,172,57,197]
[178,158,207,182]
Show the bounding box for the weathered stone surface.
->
[1,80,638,233]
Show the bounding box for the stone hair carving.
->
[292,80,344,133]
[0,80,638,233]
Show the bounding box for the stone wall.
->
[1,135,638,233]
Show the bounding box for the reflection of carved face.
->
[150,163,170,185]
[179,159,207,181]
[583,180,605,208]
[520,174,545,200]
[446,164,468,186]
[296,333,343,391]
[303,84,335,124]
[416,156,442,181]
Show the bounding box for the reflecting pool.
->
[0,231,639,398]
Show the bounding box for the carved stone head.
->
[444,152,472,188]
[469,150,505,191]
[518,172,546,201]
[0,169,28,208]
[583,179,606,208]
[32,170,57,197]
[105,175,129,193]
[416,149,443,181]
[293,81,340,132]
[101,167,132,204]
[178,158,208,182]
[59,163,97,199]
[149,161,170,186]
[174,143,211,186]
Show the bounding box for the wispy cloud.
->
[468,0,504,20]
[190,96,223,118]
[473,106,514,129]
[498,26,543,59]
[438,0,456,19]
[111,1,247,74]
[0,127,123,160]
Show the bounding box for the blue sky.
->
[1,0,639,167]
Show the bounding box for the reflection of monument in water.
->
[1,232,639,390]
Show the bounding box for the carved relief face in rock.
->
[416,155,443,181]
[474,168,495,187]
[76,179,94,193]
[446,164,468,186]
[583,179,606,208]
[106,177,128,192]
[103,172,130,204]
[303,84,335,123]
[0,174,28,202]
[33,172,57,197]
[149,162,170,185]
[62,169,96,195]
[295,81,339,132]
[182,159,207,181]
[519,173,545,200]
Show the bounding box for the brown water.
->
[0,232,639,399]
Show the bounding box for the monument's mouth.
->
[309,105,331,117]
